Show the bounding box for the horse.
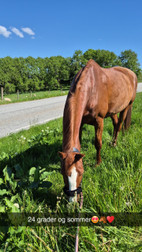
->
[59,59,137,202]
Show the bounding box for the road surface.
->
[137,82,142,93]
[0,95,67,138]
[0,83,142,138]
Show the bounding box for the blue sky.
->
[0,0,142,67]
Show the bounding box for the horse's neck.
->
[63,95,81,152]
[62,62,97,152]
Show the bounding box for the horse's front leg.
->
[94,117,104,165]
[79,123,83,144]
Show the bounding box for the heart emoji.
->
[107,216,114,223]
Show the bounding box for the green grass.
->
[0,93,142,251]
[0,89,68,105]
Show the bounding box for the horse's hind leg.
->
[113,106,131,146]
[94,117,104,164]
[111,114,118,142]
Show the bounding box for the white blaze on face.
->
[68,166,78,202]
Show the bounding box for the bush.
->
[5,83,16,94]
[27,77,41,92]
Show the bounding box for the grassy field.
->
[0,89,68,105]
[0,93,142,251]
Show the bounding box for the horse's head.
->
[59,150,85,202]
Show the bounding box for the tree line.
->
[0,49,141,94]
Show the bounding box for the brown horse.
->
[59,59,137,202]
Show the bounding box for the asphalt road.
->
[0,83,142,138]
[137,82,142,93]
[0,95,67,138]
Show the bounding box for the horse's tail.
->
[123,106,132,130]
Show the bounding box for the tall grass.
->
[0,93,142,251]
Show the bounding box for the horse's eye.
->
[75,155,80,162]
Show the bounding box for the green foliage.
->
[119,49,141,77]
[27,76,41,91]
[5,83,16,94]
[0,49,141,94]
[70,50,86,77]
[84,49,121,67]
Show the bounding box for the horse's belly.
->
[108,92,132,114]
[107,70,136,114]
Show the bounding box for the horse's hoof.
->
[110,141,116,147]
[95,161,101,167]
[112,142,116,147]
[109,142,113,146]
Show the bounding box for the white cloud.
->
[11,27,24,38]
[21,27,35,36]
[0,25,35,39]
[0,25,11,38]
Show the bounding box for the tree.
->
[13,57,27,90]
[5,83,16,94]
[84,49,121,67]
[119,50,141,77]
[36,57,48,89]
[0,48,141,94]
[0,57,25,93]
[27,76,41,92]
[10,60,24,92]
[70,50,86,80]
[0,57,13,85]
[45,57,61,90]
[45,56,70,90]
[0,59,7,86]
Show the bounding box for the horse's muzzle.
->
[63,185,82,202]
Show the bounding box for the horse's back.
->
[102,66,137,114]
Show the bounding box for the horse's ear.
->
[75,153,85,161]
[58,152,67,160]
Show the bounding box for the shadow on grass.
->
[0,140,62,209]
